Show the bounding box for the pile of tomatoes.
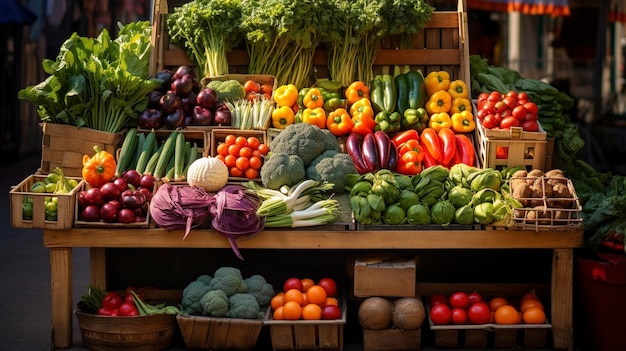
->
[270,277,342,321]
[429,290,547,325]
[214,134,269,179]
[476,90,540,132]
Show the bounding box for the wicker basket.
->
[176,312,266,350]
[75,311,177,351]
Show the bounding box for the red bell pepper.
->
[391,129,419,147]
[399,139,424,163]
[420,139,438,169]
[396,151,423,175]
[454,134,475,166]
[438,127,456,167]
[419,128,443,164]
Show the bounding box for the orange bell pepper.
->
[349,98,376,135]
[302,107,327,129]
[345,81,370,106]
[326,108,354,136]
[303,88,325,109]
[82,145,116,188]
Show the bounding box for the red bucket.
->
[575,252,626,351]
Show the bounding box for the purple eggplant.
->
[138,108,163,130]
[387,143,398,170]
[160,92,181,115]
[345,133,369,174]
[164,108,185,129]
[361,133,379,172]
[192,106,214,126]
[171,74,194,97]
[374,131,391,169]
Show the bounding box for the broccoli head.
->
[181,280,212,315]
[305,150,357,194]
[321,128,342,153]
[244,275,274,307]
[260,153,305,189]
[196,274,213,286]
[205,79,246,101]
[209,266,248,297]
[227,293,261,319]
[200,289,229,317]
[268,123,330,166]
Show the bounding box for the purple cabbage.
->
[149,183,213,238]
[208,184,265,260]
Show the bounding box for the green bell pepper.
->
[370,75,397,113]
[401,107,429,131]
[323,97,347,114]
[406,70,427,109]
[375,111,402,133]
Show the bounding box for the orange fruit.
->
[522,307,546,324]
[228,144,241,156]
[494,305,521,324]
[301,293,309,306]
[247,137,261,150]
[520,298,544,312]
[258,143,270,155]
[521,290,539,303]
[306,285,327,306]
[302,303,322,320]
[284,288,304,306]
[235,156,250,171]
[216,143,229,157]
[224,134,236,145]
[282,301,302,320]
[273,306,284,320]
[235,136,248,147]
[271,293,285,310]
[301,278,315,292]
[249,156,263,170]
[239,146,253,158]
[323,297,339,307]
[224,154,237,168]
[229,166,244,178]
[244,168,259,179]
[489,297,509,312]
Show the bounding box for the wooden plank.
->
[551,248,574,351]
[89,248,107,290]
[50,248,72,349]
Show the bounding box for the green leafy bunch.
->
[167,0,244,78]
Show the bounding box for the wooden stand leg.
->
[551,248,574,351]
[90,248,107,289]
[50,248,72,349]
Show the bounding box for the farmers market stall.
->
[11,0,592,350]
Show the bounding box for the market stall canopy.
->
[467,0,571,16]
[0,0,36,24]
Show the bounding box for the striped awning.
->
[467,0,571,16]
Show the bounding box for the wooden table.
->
[44,228,583,350]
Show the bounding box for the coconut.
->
[392,297,426,330]
[358,297,393,330]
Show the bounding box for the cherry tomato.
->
[429,294,449,307]
[499,116,520,130]
[468,292,483,305]
[451,307,468,324]
[467,302,491,324]
[430,303,452,325]
[449,291,470,309]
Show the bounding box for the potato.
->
[511,181,531,199]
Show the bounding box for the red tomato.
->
[482,114,499,129]
[502,96,518,109]
[487,91,502,102]
[430,303,452,325]
[477,92,489,106]
[512,105,529,121]
[283,278,304,292]
[321,304,342,320]
[521,119,540,132]
[499,116,520,130]
[523,101,539,115]
[476,108,488,121]
[467,302,492,324]
[482,100,497,114]
[505,90,519,100]
[318,278,338,297]
[449,291,470,309]
[429,294,449,307]
[496,146,509,159]
[451,307,468,324]
[468,292,483,305]
[517,92,530,101]
[494,101,508,114]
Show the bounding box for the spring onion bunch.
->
[240,0,333,88]
[167,0,244,77]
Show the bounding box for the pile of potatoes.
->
[508,168,579,225]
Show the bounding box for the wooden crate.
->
[264,299,347,351]
[75,311,177,351]
[10,174,84,230]
[353,255,418,297]
[474,119,548,171]
[363,329,421,351]
[135,128,211,158]
[176,313,266,350]
[149,0,470,84]
[40,123,126,177]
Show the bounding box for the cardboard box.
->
[354,256,418,297]
[363,329,421,351]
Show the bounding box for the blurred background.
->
[3,0,626,174]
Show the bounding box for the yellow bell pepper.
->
[428,112,452,133]
[450,97,472,114]
[271,105,295,129]
[451,110,476,133]
[273,84,299,107]
[425,71,450,97]
[302,107,327,129]
[345,81,370,106]
[303,88,325,109]
[448,79,469,99]
[425,90,452,115]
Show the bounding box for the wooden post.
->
[50,248,72,349]
[551,248,574,351]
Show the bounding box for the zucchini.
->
[135,130,157,174]
[132,132,146,170]
[174,133,187,181]
[115,128,138,177]
[153,131,178,179]
[143,151,161,176]
[182,142,199,178]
